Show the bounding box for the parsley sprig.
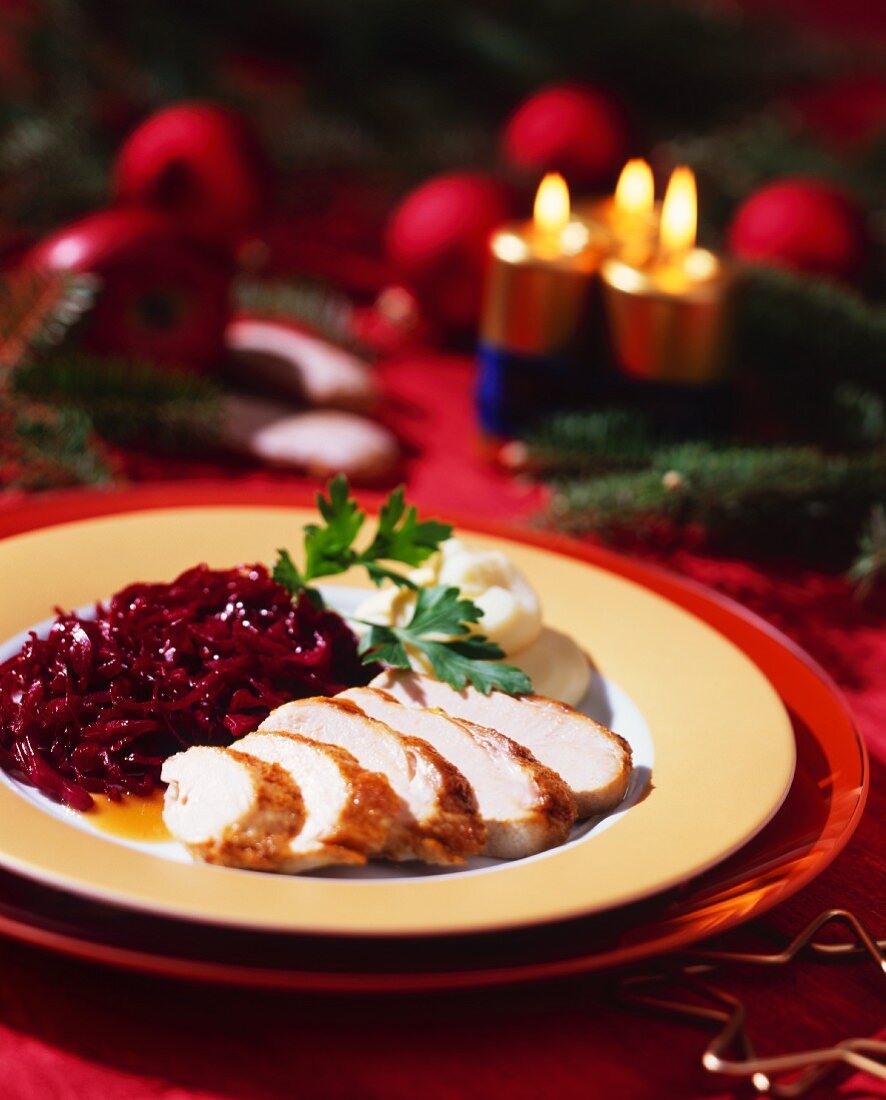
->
[272,476,532,695]
[273,475,452,599]
[357,585,532,696]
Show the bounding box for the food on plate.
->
[235,732,397,868]
[1,475,637,879]
[259,697,486,863]
[271,477,532,696]
[354,537,591,705]
[163,735,402,872]
[160,746,306,870]
[372,670,632,818]
[340,687,576,858]
[0,564,374,809]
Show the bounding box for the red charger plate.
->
[0,483,868,991]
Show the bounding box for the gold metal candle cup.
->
[600,250,734,385]
[480,221,605,354]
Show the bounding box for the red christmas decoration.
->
[112,102,270,250]
[385,172,513,331]
[728,177,867,282]
[501,84,629,188]
[27,208,232,372]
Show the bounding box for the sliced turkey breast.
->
[161,746,304,870]
[233,731,400,870]
[340,687,576,859]
[371,671,633,818]
[258,697,486,863]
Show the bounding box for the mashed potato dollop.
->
[353,539,590,705]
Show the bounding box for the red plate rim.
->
[0,481,869,992]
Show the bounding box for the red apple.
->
[27,208,232,372]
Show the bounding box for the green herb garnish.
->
[273,475,452,597]
[273,476,532,696]
[357,585,532,696]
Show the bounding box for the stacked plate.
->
[0,489,868,991]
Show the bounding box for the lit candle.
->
[580,159,658,266]
[599,166,733,385]
[477,173,605,435]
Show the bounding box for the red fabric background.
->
[0,349,883,1100]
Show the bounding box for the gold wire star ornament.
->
[619,909,886,1096]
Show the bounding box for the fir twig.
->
[234,278,361,352]
[523,407,660,475]
[666,113,885,234]
[0,268,97,374]
[545,444,886,566]
[736,266,886,395]
[0,397,113,491]
[848,503,886,597]
[13,354,225,451]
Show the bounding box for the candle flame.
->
[614,159,654,217]
[534,173,570,235]
[660,166,697,257]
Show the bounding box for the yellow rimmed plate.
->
[0,506,795,937]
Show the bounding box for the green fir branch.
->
[848,504,886,597]
[545,444,886,566]
[234,278,361,352]
[523,407,660,476]
[12,354,224,451]
[0,397,113,491]
[736,266,886,396]
[0,268,97,375]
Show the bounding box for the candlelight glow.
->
[660,166,697,256]
[534,172,570,235]
[614,159,654,218]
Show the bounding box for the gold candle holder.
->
[477,174,606,435]
[600,248,734,384]
[480,219,603,354]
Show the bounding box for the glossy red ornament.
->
[385,172,513,331]
[501,84,629,188]
[112,102,270,249]
[27,208,232,372]
[728,177,867,282]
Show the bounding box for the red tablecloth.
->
[0,349,883,1100]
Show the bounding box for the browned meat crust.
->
[525,694,633,815]
[397,730,487,864]
[296,735,403,861]
[454,718,578,858]
[268,695,487,865]
[189,751,305,870]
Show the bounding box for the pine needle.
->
[13,354,224,451]
[0,268,97,375]
[848,504,886,597]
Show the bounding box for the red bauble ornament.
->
[27,208,232,372]
[501,84,629,188]
[112,102,270,250]
[385,172,513,331]
[728,177,867,282]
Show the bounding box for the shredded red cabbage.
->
[0,564,375,809]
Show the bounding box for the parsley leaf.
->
[273,479,531,696]
[364,486,453,571]
[273,475,452,599]
[357,585,533,696]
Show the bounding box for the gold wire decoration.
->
[618,909,886,1097]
